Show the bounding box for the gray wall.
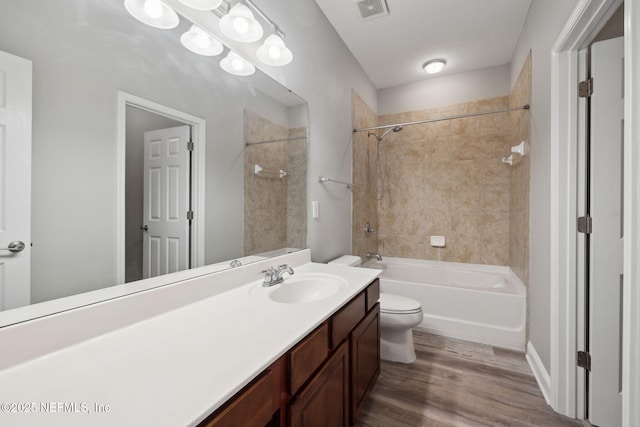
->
[509,0,581,372]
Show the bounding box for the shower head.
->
[379,125,403,141]
[368,125,403,143]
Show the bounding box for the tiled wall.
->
[286,126,308,250]
[351,91,379,261]
[509,53,532,285]
[375,98,512,265]
[352,84,530,271]
[244,110,307,255]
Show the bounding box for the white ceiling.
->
[313,0,532,89]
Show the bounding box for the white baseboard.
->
[526,341,551,406]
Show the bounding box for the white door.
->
[0,51,31,310]
[589,36,623,427]
[142,125,191,279]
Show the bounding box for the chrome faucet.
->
[229,259,242,268]
[261,264,294,287]
[366,252,382,261]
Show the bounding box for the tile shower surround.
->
[352,54,531,285]
[243,110,307,255]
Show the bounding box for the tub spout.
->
[366,252,382,261]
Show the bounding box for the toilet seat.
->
[380,293,422,314]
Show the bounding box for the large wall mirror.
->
[0,0,308,326]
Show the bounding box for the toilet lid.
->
[379,293,422,314]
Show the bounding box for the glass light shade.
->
[181,25,223,56]
[176,0,222,10]
[220,51,255,76]
[219,3,263,43]
[124,0,179,29]
[423,59,446,74]
[256,34,293,66]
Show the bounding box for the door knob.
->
[140,225,149,231]
[1,241,26,253]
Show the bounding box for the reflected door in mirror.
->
[143,125,191,278]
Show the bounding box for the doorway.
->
[116,92,206,285]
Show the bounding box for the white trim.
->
[526,341,551,406]
[622,1,640,425]
[116,91,206,284]
[549,0,621,418]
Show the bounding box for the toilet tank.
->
[328,255,363,267]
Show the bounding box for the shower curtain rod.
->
[245,136,307,146]
[352,104,529,133]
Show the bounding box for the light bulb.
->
[180,24,223,56]
[125,0,179,29]
[232,58,243,70]
[195,32,210,48]
[220,51,255,76]
[219,3,263,43]
[268,45,281,60]
[256,34,293,66]
[144,0,163,18]
[232,16,249,35]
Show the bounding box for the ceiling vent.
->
[354,0,390,21]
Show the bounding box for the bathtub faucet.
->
[366,252,382,261]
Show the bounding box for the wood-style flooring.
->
[356,331,585,427]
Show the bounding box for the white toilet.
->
[328,255,424,363]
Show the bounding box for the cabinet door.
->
[290,341,349,427]
[350,303,380,424]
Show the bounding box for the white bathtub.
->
[364,257,526,351]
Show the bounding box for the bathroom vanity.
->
[0,250,381,427]
[200,279,380,427]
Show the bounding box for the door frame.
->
[116,91,206,284]
[550,0,640,424]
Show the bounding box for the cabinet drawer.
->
[289,322,329,395]
[331,292,365,349]
[365,279,380,312]
[201,370,274,427]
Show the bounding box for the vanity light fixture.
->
[256,34,293,66]
[423,59,447,74]
[176,0,222,10]
[181,25,224,56]
[219,2,264,43]
[220,50,256,76]
[124,0,179,29]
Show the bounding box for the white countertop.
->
[0,257,379,426]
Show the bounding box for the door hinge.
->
[187,141,194,151]
[579,78,593,98]
[187,210,194,220]
[577,215,593,234]
[577,351,591,371]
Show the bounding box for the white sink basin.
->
[257,273,348,304]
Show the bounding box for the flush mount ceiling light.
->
[176,0,222,10]
[220,51,256,76]
[181,25,224,56]
[219,3,264,43]
[124,0,179,29]
[256,34,293,66]
[423,59,447,74]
